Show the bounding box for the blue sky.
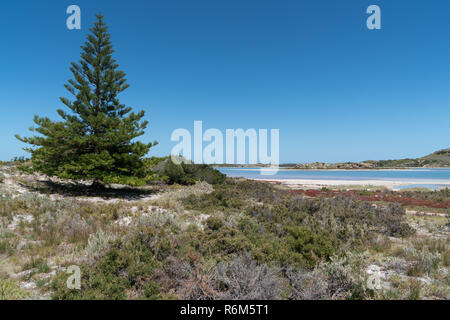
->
[1,0,449,163]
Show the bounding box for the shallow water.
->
[393,184,449,191]
[217,167,450,190]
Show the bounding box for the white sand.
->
[251,178,450,190]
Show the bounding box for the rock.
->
[415,276,433,285]
[20,281,36,290]
[388,236,404,243]
[115,216,132,227]
[16,239,28,250]
[36,270,56,280]
[366,264,381,275]
[366,264,396,290]
[11,268,38,279]
[16,239,42,250]
[7,214,34,231]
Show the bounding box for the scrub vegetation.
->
[0,160,448,300]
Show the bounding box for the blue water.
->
[217,168,450,190]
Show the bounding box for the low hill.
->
[422,148,450,162]
[293,148,450,169]
[368,148,450,168]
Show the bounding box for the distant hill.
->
[213,149,450,169]
[422,148,450,162]
[292,148,450,169]
[368,148,450,168]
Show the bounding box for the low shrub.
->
[205,216,224,231]
[52,234,162,300]
[164,159,189,185]
[184,188,244,211]
[213,253,284,300]
[404,245,441,276]
[84,229,117,264]
[285,227,336,268]
[286,268,329,300]
[162,159,226,185]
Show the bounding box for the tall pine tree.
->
[16,14,157,187]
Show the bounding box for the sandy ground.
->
[251,178,450,190]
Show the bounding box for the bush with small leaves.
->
[52,235,161,300]
[205,216,224,231]
[286,226,336,268]
[163,255,217,300]
[84,229,117,264]
[213,253,284,300]
[404,245,441,276]
[286,268,329,300]
[62,214,93,243]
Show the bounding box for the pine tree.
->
[16,14,157,187]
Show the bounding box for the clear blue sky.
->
[1,0,449,163]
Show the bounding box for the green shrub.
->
[205,216,224,231]
[181,180,414,269]
[181,163,226,185]
[141,280,160,300]
[213,253,284,299]
[286,227,336,268]
[183,183,244,210]
[162,158,226,185]
[163,159,187,184]
[52,235,161,300]
[84,229,117,263]
[404,245,441,275]
[143,156,169,169]
[17,163,35,174]
[102,175,147,186]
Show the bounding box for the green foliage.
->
[143,156,168,169]
[101,175,147,186]
[141,280,160,300]
[162,158,226,185]
[16,14,157,186]
[181,163,226,185]
[11,156,27,163]
[163,159,188,184]
[184,188,243,210]
[52,235,161,300]
[286,227,335,268]
[17,163,35,174]
[182,179,414,269]
[205,216,224,231]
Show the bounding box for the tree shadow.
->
[24,179,166,200]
